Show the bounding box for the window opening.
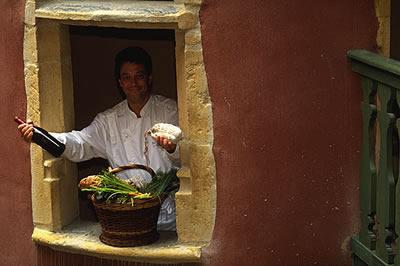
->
[25,0,215,261]
[69,26,177,221]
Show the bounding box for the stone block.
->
[24,64,40,118]
[184,64,213,143]
[176,144,215,242]
[184,48,203,68]
[31,146,55,229]
[189,144,215,188]
[36,20,63,62]
[375,0,390,18]
[178,11,198,30]
[184,0,203,5]
[24,0,36,26]
[377,17,390,57]
[187,103,213,143]
[24,26,38,63]
[38,67,69,131]
[185,28,202,46]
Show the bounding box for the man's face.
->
[118,62,152,105]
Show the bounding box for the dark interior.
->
[69,26,176,220]
[391,1,400,60]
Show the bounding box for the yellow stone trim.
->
[375,0,391,57]
[24,0,216,262]
[373,0,390,170]
[35,1,198,30]
[32,223,203,263]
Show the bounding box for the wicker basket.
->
[90,164,164,247]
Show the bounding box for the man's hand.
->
[18,119,34,142]
[156,136,176,153]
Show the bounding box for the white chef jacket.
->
[52,95,180,231]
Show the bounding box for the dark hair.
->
[114,47,153,97]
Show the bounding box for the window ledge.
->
[35,0,198,29]
[32,220,204,264]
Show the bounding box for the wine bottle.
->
[14,116,66,157]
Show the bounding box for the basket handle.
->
[109,164,155,177]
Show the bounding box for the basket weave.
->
[90,164,163,247]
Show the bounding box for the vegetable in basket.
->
[79,167,179,205]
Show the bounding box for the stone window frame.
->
[24,0,215,263]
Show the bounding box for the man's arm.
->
[51,115,109,162]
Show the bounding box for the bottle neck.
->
[14,116,25,125]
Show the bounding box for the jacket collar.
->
[118,95,153,118]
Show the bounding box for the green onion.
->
[80,168,179,205]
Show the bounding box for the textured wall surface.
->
[199,0,378,265]
[0,0,35,265]
[0,0,380,265]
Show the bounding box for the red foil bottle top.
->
[14,116,25,124]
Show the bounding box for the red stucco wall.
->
[200,0,377,265]
[1,0,379,265]
[0,0,35,265]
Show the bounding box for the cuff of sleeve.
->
[166,142,180,166]
[50,132,67,144]
[49,132,69,159]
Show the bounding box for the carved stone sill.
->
[32,220,204,264]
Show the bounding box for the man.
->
[18,47,180,231]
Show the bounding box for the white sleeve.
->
[163,101,181,167]
[51,115,109,162]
